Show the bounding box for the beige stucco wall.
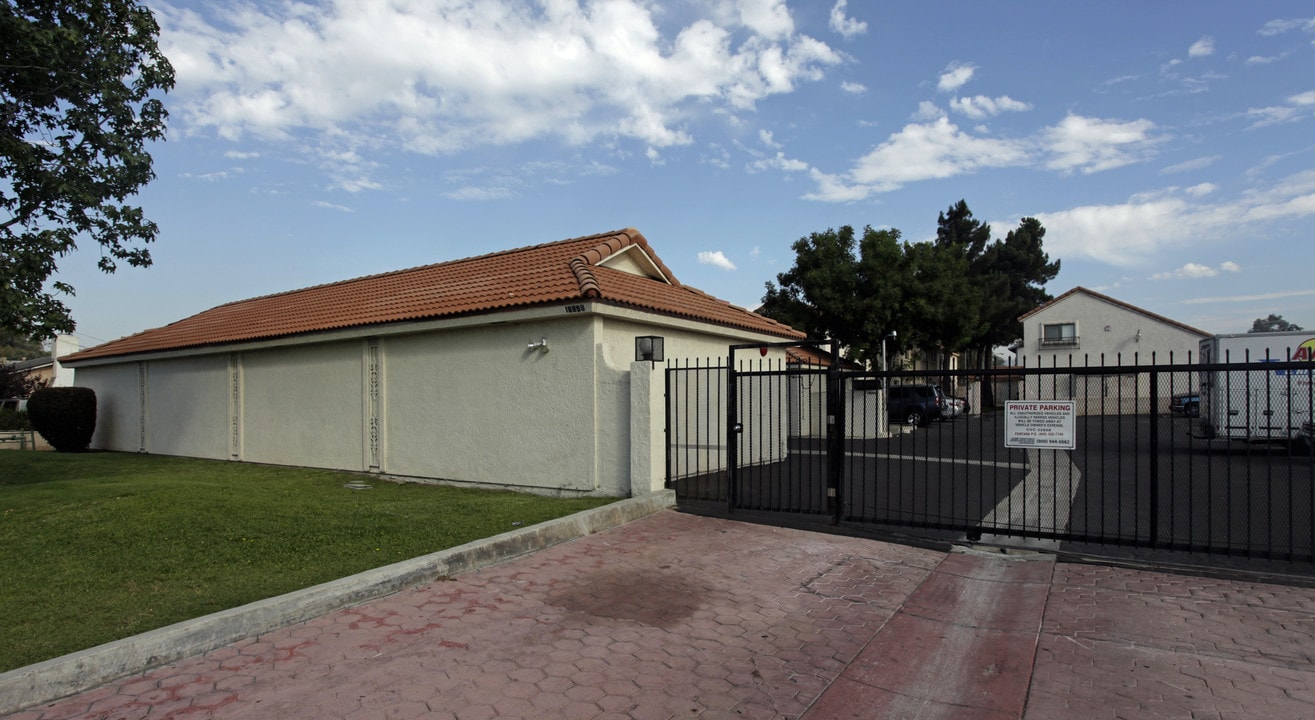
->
[383,317,604,494]
[600,312,795,491]
[70,303,799,497]
[79,362,142,451]
[1022,292,1203,366]
[1019,291,1207,413]
[241,342,366,470]
[143,355,229,459]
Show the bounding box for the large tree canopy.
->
[761,201,1059,375]
[1,0,174,339]
[1249,314,1303,333]
[760,225,906,365]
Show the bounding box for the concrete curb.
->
[0,490,676,715]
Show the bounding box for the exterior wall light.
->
[635,335,665,363]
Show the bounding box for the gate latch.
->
[733,423,743,433]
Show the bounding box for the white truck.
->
[1196,331,1314,451]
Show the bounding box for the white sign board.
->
[1005,401,1076,449]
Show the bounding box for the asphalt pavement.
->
[4,508,1314,719]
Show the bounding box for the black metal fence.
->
[666,351,1314,565]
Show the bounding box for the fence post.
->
[629,360,666,496]
[1148,367,1159,546]
[727,348,739,514]
[827,338,844,523]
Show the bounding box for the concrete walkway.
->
[5,511,1315,719]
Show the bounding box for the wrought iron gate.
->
[666,347,1315,566]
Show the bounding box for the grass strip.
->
[0,451,614,672]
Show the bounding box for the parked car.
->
[887,384,945,426]
[1169,392,1200,418]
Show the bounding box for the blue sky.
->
[54,1,1315,349]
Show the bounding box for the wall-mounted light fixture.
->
[635,335,665,364]
[527,337,550,353]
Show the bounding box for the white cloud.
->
[1245,55,1279,65]
[1244,89,1315,129]
[224,150,260,159]
[1188,36,1215,58]
[1032,171,1315,266]
[937,62,976,92]
[828,0,867,39]
[181,169,242,181]
[759,129,781,148]
[1097,74,1139,91]
[802,168,871,202]
[698,250,737,270]
[749,152,810,173]
[1185,183,1217,197]
[1151,262,1225,280]
[1257,17,1315,36]
[738,0,794,40]
[801,117,1028,200]
[159,0,840,159]
[849,117,1028,187]
[840,81,867,95]
[1041,115,1160,174]
[948,95,1032,119]
[311,200,353,212]
[793,112,1163,200]
[1161,155,1221,174]
[445,185,513,201]
[1034,199,1196,266]
[913,101,944,120]
[1220,261,1241,273]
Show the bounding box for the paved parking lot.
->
[6,510,1315,719]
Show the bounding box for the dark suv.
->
[887,384,944,426]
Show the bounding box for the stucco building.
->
[62,229,804,496]
[1014,286,1210,413]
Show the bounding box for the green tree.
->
[1248,314,1303,333]
[935,199,992,265]
[1,0,174,340]
[760,225,907,365]
[0,331,43,361]
[920,202,988,370]
[902,239,984,366]
[762,203,1059,387]
[976,218,1059,348]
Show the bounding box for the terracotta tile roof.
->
[65,228,802,363]
[785,346,863,369]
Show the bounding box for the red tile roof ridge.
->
[569,257,602,298]
[570,228,681,289]
[202,227,641,311]
[63,227,803,363]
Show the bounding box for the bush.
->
[0,408,30,431]
[26,387,96,452]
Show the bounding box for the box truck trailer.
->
[1195,331,1314,451]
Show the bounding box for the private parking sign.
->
[1005,401,1076,449]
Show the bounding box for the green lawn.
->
[0,451,616,672]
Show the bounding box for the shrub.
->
[26,387,97,452]
[0,408,30,431]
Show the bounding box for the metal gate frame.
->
[667,348,1315,566]
[727,339,842,523]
